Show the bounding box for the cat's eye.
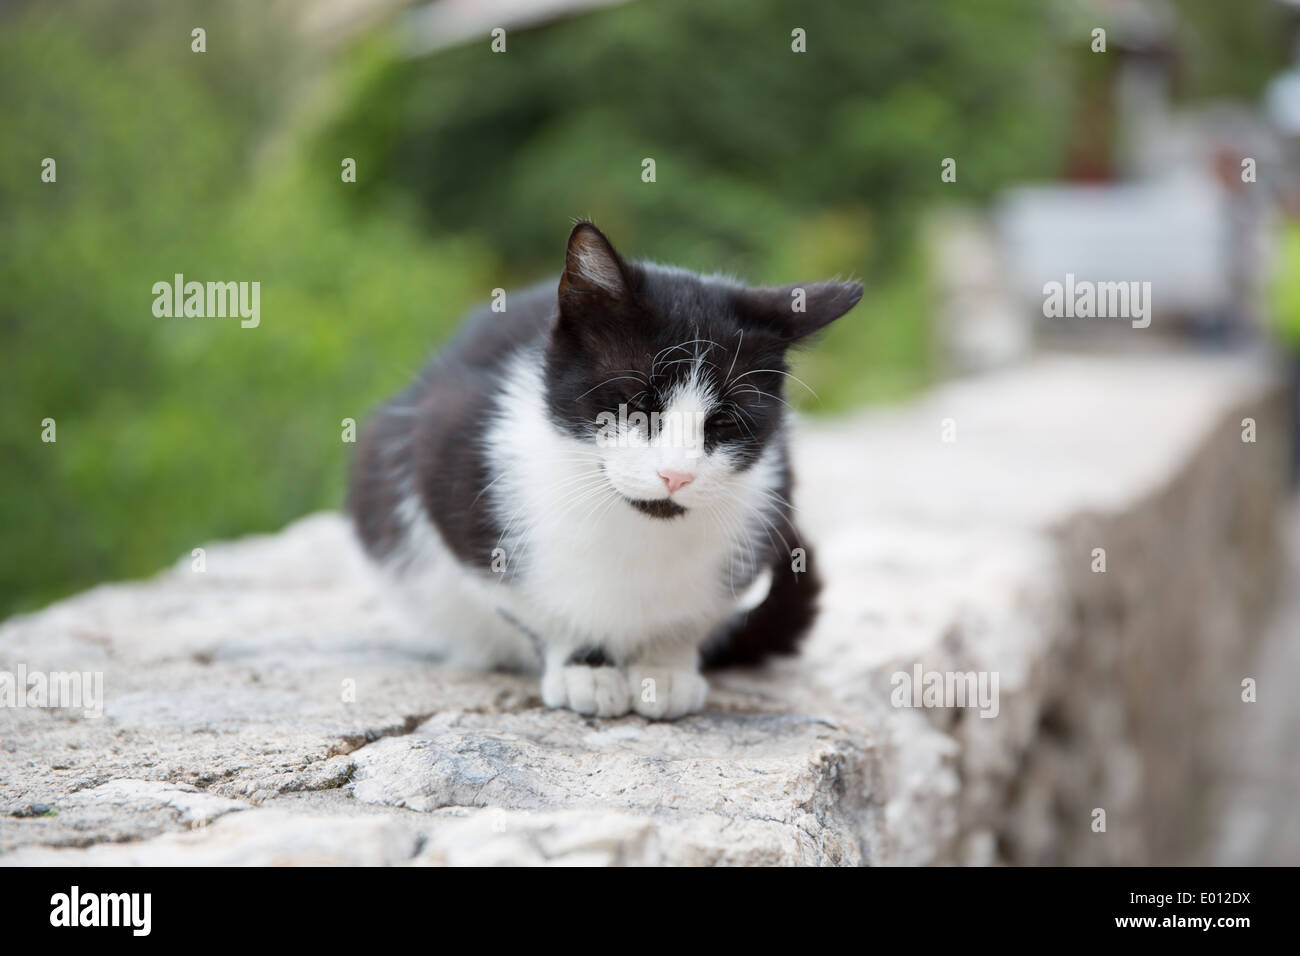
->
[708,411,738,431]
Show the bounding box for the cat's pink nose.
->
[658,469,695,494]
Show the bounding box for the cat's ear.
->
[735,280,863,343]
[558,221,629,302]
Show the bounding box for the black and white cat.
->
[348,222,862,719]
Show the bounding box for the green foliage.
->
[323,0,1072,277]
[1272,221,1300,350]
[0,2,496,615]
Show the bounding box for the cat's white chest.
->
[510,496,734,647]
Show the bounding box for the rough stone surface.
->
[1209,500,1300,866]
[0,352,1290,865]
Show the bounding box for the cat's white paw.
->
[626,666,708,720]
[541,664,631,717]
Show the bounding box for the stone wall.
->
[0,353,1288,865]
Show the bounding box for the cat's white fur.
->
[373,345,782,719]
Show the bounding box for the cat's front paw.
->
[626,666,708,720]
[541,664,631,717]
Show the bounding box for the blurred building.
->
[939,0,1293,376]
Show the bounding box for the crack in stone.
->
[327,712,436,757]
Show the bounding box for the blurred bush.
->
[0,1,498,614]
[0,0,1278,615]
[1274,220,1300,350]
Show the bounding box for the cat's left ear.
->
[735,280,864,343]
[558,221,629,302]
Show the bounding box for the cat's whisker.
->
[750,506,794,560]
[717,398,758,437]
[756,490,800,521]
[729,367,819,401]
[703,500,753,601]
[575,374,650,402]
[722,329,743,391]
[650,337,721,379]
[727,384,793,411]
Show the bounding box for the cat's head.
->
[544,221,862,518]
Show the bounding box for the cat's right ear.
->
[734,280,864,344]
[558,221,629,303]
